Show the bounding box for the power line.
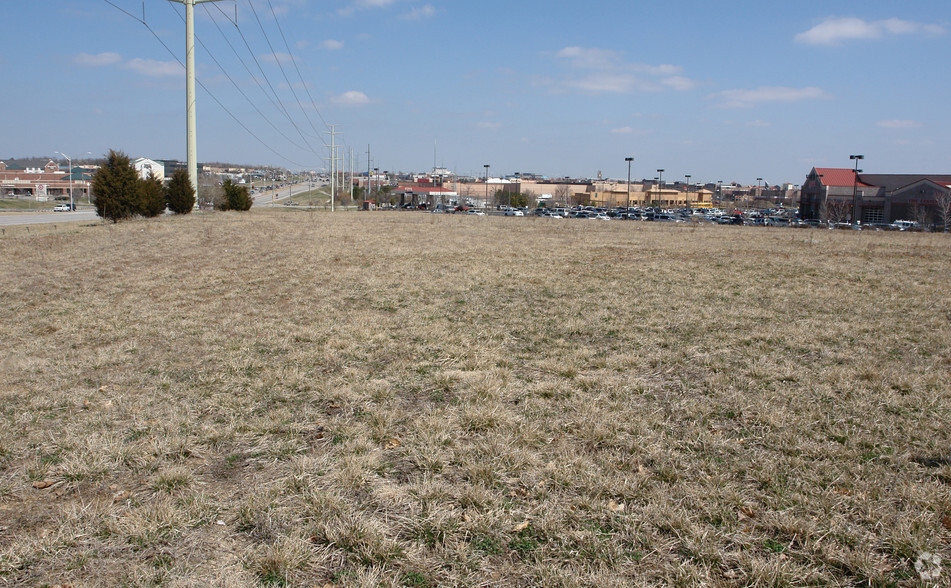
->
[163,1,312,155]
[245,0,326,144]
[265,0,329,129]
[201,3,318,157]
[104,0,307,168]
[207,1,324,156]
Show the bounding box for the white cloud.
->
[795,17,944,46]
[339,0,396,16]
[321,40,344,50]
[569,73,643,94]
[123,58,182,77]
[556,46,619,69]
[403,4,435,20]
[554,46,695,95]
[662,76,697,91]
[708,86,830,108]
[73,52,122,67]
[331,90,370,106]
[878,119,922,129]
[261,52,294,65]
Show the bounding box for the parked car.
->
[503,209,524,216]
[466,210,486,216]
[891,220,919,231]
[53,204,71,212]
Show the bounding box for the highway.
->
[251,181,325,207]
[0,181,325,226]
[0,210,99,227]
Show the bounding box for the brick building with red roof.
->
[800,166,951,226]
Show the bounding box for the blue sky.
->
[2,0,949,185]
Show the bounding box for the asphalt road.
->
[0,210,99,226]
[252,182,326,207]
[0,182,323,226]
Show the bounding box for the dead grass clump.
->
[1,211,949,585]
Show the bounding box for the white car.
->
[53,204,71,212]
[504,209,524,216]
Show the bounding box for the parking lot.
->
[415,204,929,231]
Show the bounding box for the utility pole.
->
[366,145,372,204]
[169,0,225,200]
[325,125,339,211]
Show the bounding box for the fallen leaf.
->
[607,500,625,513]
[512,521,530,533]
[112,490,130,501]
[740,507,756,519]
[32,480,55,489]
[383,438,401,449]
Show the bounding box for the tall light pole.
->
[55,152,73,211]
[512,172,519,208]
[656,169,664,206]
[625,157,633,208]
[483,164,490,208]
[373,167,379,202]
[850,155,864,225]
[684,174,691,208]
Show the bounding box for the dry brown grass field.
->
[1,210,949,587]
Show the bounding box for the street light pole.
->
[512,172,519,209]
[625,157,633,208]
[656,169,664,206]
[55,152,73,211]
[850,155,864,225]
[483,164,490,208]
[684,174,691,208]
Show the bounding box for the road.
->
[0,210,99,226]
[252,182,326,207]
[0,181,325,226]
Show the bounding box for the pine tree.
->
[165,168,196,214]
[91,150,139,222]
[220,179,253,211]
[137,171,166,217]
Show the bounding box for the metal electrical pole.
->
[325,125,338,211]
[169,0,225,200]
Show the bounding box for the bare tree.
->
[911,203,931,228]
[935,192,951,232]
[554,185,571,207]
[820,198,852,224]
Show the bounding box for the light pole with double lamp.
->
[625,157,634,208]
[512,172,519,209]
[55,152,74,211]
[850,155,864,225]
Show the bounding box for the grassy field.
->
[1,210,949,586]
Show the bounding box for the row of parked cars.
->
[428,204,932,231]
